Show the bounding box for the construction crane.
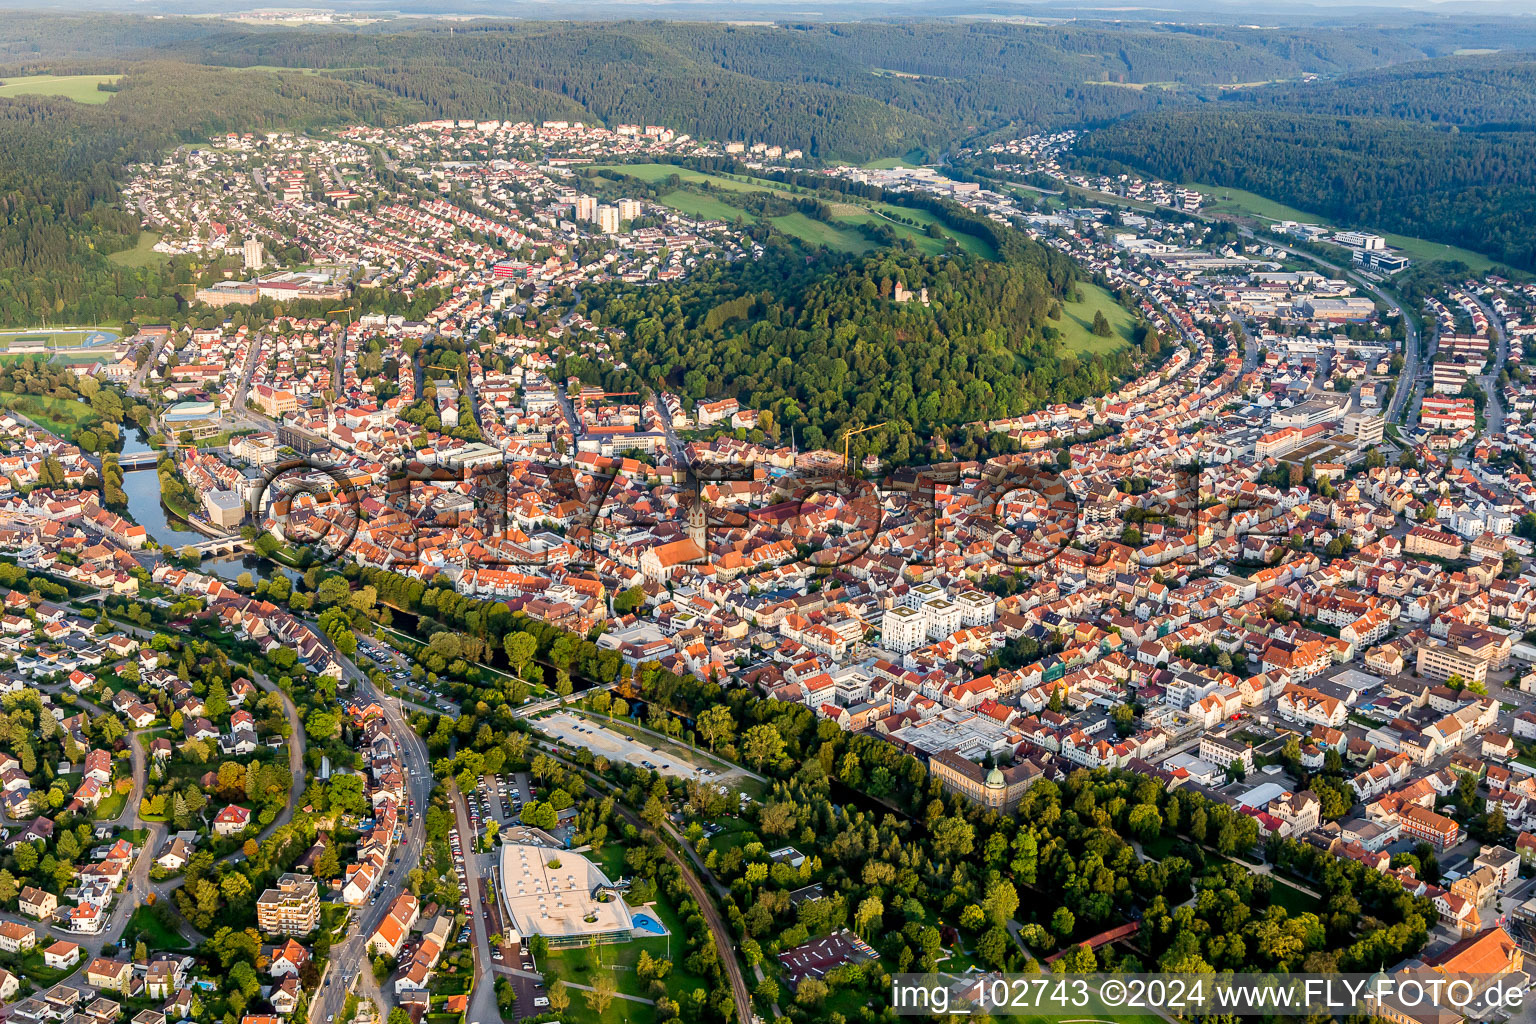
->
[327,306,355,325]
[840,421,887,472]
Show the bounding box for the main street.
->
[306,647,434,1024]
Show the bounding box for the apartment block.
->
[256,873,320,937]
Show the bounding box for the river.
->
[118,430,291,583]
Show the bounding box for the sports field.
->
[0,328,120,350]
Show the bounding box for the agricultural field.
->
[0,74,121,103]
[768,212,871,254]
[590,163,797,199]
[600,162,994,257]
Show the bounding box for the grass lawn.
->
[0,74,120,103]
[122,904,190,951]
[1269,879,1322,917]
[768,212,871,253]
[541,928,704,1024]
[701,817,760,859]
[656,191,756,224]
[542,988,656,1024]
[14,949,79,986]
[92,789,129,821]
[591,163,797,199]
[0,390,100,440]
[108,231,167,268]
[1139,833,1179,860]
[1053,281,1136,356]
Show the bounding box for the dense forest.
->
[1228,54,1536,129]
[1074,109,1536,272]
[5,16,1532,161]
[578,239,1153,459]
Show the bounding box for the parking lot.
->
[538,711,727,784]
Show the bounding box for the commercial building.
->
[495,844,635,948]
[1333,231,1386,251]
[1416,644,1489,687]
[202,490,245,530]
[1343,412,1385,448]
[193,282,261,308]
[160,401,222,441]
[1354,249,1410,274]
[1300,297,1377,323]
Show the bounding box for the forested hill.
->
[3,16,1531,162]
[578,240,1155,462]
[1227,55,1536,129]
[1073,105,1536,273]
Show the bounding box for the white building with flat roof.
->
[496,844,634,947]
[881,605,927,653]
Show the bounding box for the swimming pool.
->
[632,911,668,936]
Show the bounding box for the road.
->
[0,686,175,953]
[450,784,503,1024]
[1469,290,1510,438]
[245,671,309,841]
[126,330,173,398]
[512,682,617,720]
[306,647,434,1024]
[231,328,267,417]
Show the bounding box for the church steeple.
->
[687,494,707,548]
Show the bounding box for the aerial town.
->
[1,107,1535,1024]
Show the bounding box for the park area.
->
[532,842,706,1024]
